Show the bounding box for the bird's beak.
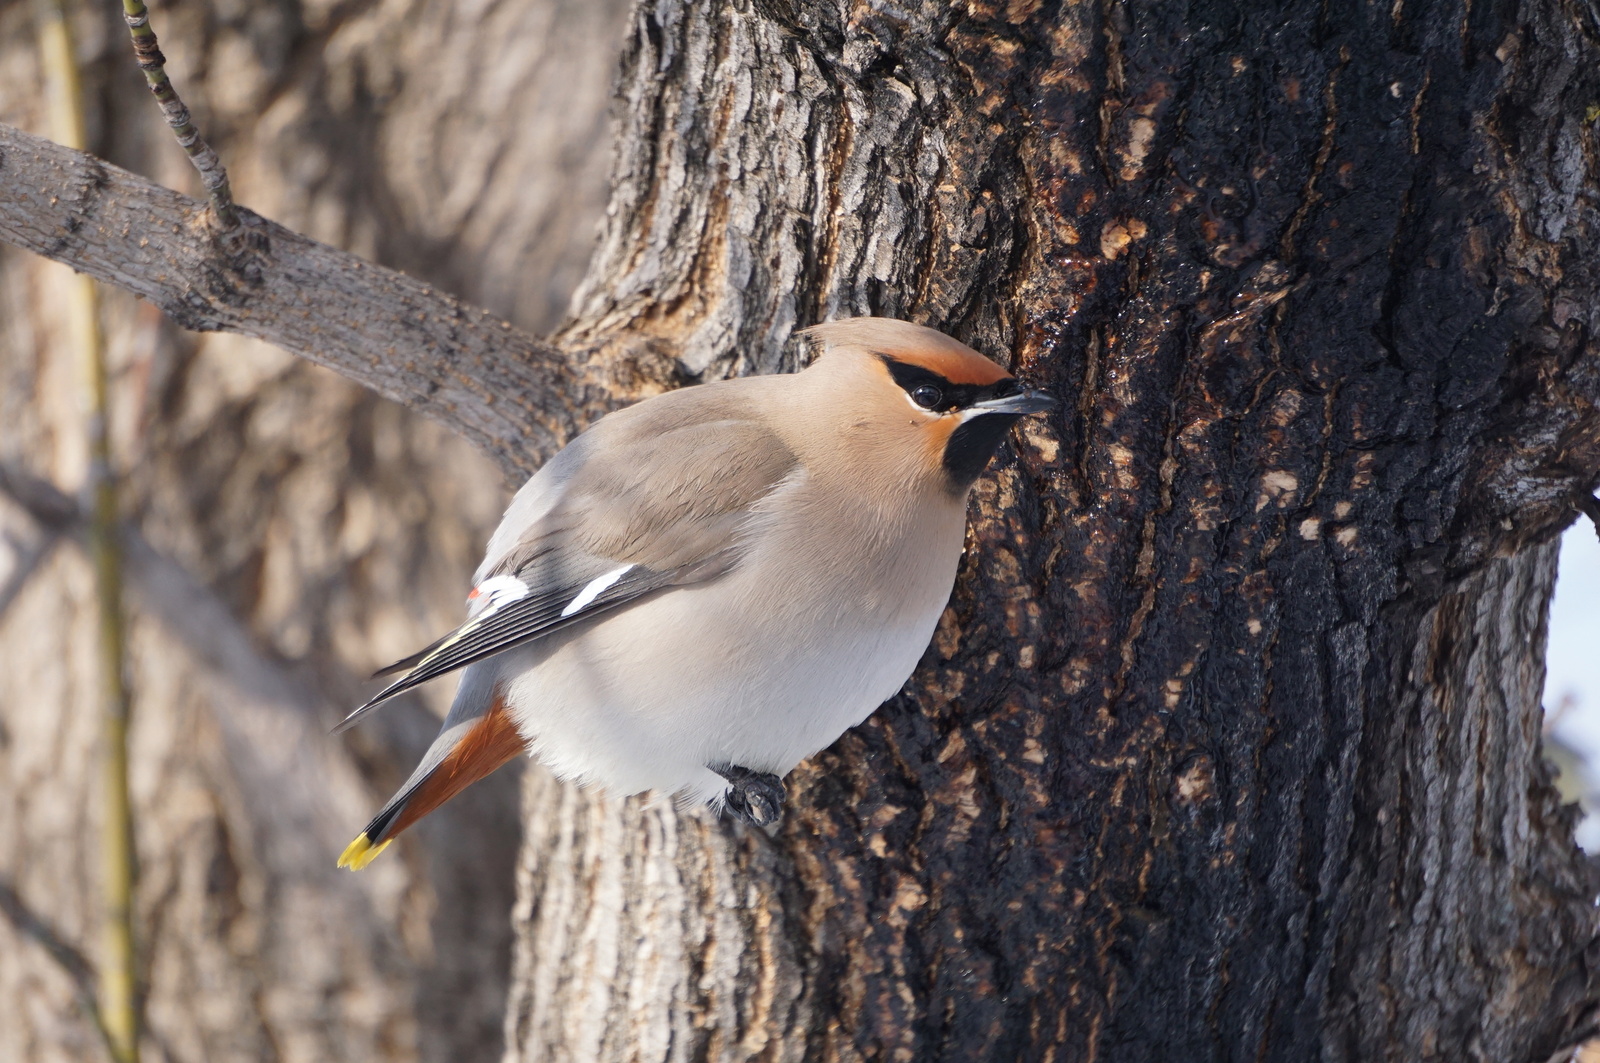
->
[968,389,1058,416]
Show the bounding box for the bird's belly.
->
[497,547,956,801]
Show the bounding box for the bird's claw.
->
[713,764,786,826]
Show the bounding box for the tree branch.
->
[0,528,62,624]
[0,460,425,871]
[0,462,327,725]
[0,877,117,1061]
[0,123,589,476]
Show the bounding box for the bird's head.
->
[800,318,1057,493]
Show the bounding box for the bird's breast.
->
[496,484,971,792]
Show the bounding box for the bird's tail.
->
[338,687,524,870]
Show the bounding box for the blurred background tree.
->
[0,0,629,1059]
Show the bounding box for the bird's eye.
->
[911,385,944,409]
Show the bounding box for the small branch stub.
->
[119,0,237,230]
[1575,492,1600,544]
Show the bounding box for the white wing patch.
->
[398,575,532,675]
[469,575,532,616]
[561,565,634,618]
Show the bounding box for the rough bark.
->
[507,1,1600,1061]
[1336,538,1587,1061]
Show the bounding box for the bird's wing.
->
[337,400,797,732]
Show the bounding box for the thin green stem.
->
[37,2,142,1061]
[118,0,237,229]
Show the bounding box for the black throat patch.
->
[943,413,1021,489]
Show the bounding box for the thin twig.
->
[118,0,237,229]
[0,877,118,1061]
[37,3,141,1060]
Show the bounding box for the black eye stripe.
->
[878,355,1019,411]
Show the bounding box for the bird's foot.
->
[712,764,786,826]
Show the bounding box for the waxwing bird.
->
[336,317,1055,869]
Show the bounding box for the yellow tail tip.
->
[338,833,392,870]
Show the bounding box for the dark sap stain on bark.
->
[512,0,1600,1060]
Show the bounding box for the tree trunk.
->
[0,0,627,1060]
[505,2,1600,1060]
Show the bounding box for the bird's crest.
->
[801,317,1011,386]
